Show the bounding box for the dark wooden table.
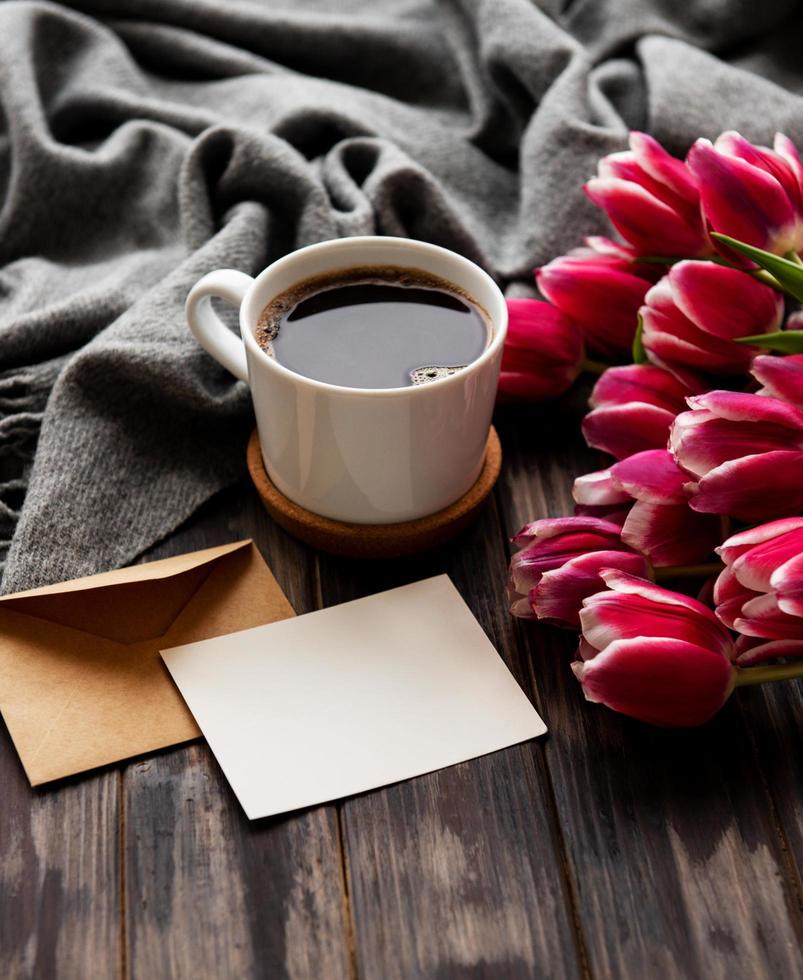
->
[4,393,803,980]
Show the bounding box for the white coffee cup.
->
[185,236,507,524]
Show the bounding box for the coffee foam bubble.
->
[409,364,467,385]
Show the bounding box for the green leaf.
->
[632,313,647,364]
[711,233,803,301]
[734,330,803,353]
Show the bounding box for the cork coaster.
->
[247,427,502,560]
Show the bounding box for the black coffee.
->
[256,266,490,389]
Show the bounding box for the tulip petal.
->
[688,138,796,251]
[598,150,700,227]
[621,500,721,566]
[713,566,760,630]
[734,592,803,640]
[509,591,537,620]
[687,450,803,520]
[734,636,803,666]
[686,390,803,429]
[584,178,707,256]
[584,236,639,260]
[581,572,732,655]
[770,550,803,615]
[641,301,754,375]
[751,354,803,408]
[503,298,585,367]
[573,468,631,506]
[578,637,599,661]
[582,403,676,459]
[668,261,783,341]
[670,410,802,478]
[573,637,734,727]
[531,550,651,628]
[774,133,803,196]
[589,363,697,412]
[715,131,803,210]
[610,449,688,504]
[536,255,649,358]
[716,597,748,632]
[598,568,729,627]
[512,516,624,546]
[499,298,584,402]
[509,529,635,595]
[727,527,803,592]
[717,517,803,565]
[629,132,700,204]
[713,565,747,605]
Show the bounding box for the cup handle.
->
[185,269,255,383]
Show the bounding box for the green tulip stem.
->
[654,562,723,580]
[734,661,803,687]
[784,250,803,266]
[581,358,609,376]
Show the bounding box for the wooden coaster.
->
[247,427,502,560]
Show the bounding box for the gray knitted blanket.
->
[2,0,802,591]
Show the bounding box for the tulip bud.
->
[582,363,702,459]
[714,518,803,664]
[670,390,803,520]
[573,450,721,566]
[687,132,803,258]
[640,261,783,377]
[574,570,736,727]
[508,517,651,628]
[536,252,653,360]
[751,353,803,408]
[584,132,710,258]
[497,299,584,402]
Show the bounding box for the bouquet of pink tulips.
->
[505,130,803,727]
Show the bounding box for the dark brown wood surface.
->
[3,394,803,979]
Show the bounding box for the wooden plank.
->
[738,680,803,906]
[124,481,353,980]
[0,729,120,980]
[494,398,803,979]
[317,501,585,980]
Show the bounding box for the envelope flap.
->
[0,541,252,645]
[1,541,251,600]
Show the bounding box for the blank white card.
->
[162,575,546,819]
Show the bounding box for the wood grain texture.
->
[4,386,803,980]
[0,728,120,980]
[494,397,803,980]
[124,483,353,980]
[738,680,803,910]
[317,502,584,980]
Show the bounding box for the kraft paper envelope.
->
[162,575,546,820]
[0,540,294,786]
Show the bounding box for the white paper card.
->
[162,575,546,819]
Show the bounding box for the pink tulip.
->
[508,517,651,628]
[536,252,652,360]
[687,132,803,257]
[582,363,702,459]
[584,132,710,257]
[573,450,721,566]
[751,353,803,408]
[497,299,584,402]
[714,518,803,664]
[574,570,736,726]
[640,261,783,377]
[670,390,803,520]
